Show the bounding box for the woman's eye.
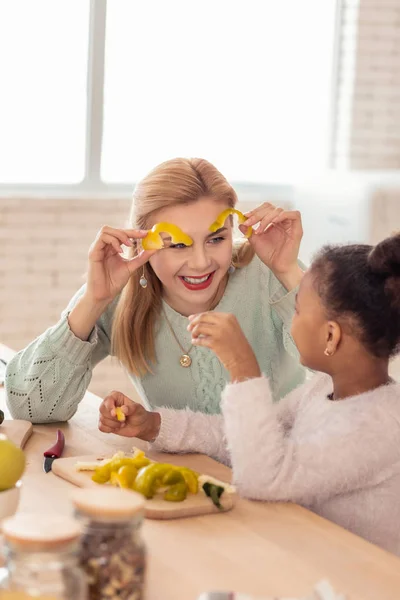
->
[169,243,188,249]
[208,236,226,245]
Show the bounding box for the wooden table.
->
[1,343,400,599]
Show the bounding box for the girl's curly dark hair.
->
[310,233,400,359]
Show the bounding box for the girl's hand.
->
[241,203,303,290]
[86,226,157,304]
[98,390,161,441]
[187,313,261,383]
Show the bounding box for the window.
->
[102,0,337,184]
[0,0,337,190]
[0,0,90,184]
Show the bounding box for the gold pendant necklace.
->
[162,307,193,368]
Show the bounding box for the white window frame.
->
[0,0,339,203]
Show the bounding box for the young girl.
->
[5,158,305,423]
[101,233,400,556]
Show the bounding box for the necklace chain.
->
[162,306,193,367]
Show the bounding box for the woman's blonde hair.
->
[112,157,255,375]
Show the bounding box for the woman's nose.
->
[187,247,212,272]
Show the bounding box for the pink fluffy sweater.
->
[151,373,400,555]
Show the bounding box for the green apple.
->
[0,435,26,491]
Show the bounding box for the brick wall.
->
[334,0,400,169]
[0,197,137,400]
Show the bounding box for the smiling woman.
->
[5,158,305,437]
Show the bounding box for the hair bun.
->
[368,233,400,277]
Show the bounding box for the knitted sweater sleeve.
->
[5,286,113,423]
[150,407,230,466]
[222,376,396,504]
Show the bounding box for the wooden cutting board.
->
[0,420,33,449]
[52,454,235,520]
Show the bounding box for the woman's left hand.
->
[187,312,261,383]
[241,203,304,290]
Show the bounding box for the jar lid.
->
[2,514,82,548]
[71,487,145,521]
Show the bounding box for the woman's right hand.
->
[86,226,156,304]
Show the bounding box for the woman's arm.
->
[5,285,113,423]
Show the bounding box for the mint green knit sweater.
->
[5,256,305,423]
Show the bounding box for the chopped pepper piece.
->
[109,465,138,489]
[174,467,199,494]
[115,407,126,422]
[202,481,225,509]
[164,482,188,502]
[161,469,185,486]
[133,463,173,499]
[92,463,112,484]
[142,222,194,250]
[209,208,253,238]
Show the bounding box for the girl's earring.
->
[228,263,236,275]
[324,348,333,357]
[139,267,148,289]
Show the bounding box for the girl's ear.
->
[325,321,341,356]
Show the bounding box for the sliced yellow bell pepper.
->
[209,208,253,238]
[115,407,126,422]
[110,465,138,489]
[164,482,188,502]
[174,467,199,494]
[90,450,199,503]
[131,455,152,470]
[142,222,194,250]
[91,463,112,484]
[161,469,185,486]
[133,463,172,499]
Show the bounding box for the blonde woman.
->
[6,158,305,428]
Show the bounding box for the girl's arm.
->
[222,376,395,504]
[150,408,231,466]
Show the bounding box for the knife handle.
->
[43,429,65,457]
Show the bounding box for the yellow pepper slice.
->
[142,222,194,250]
[131,455,152,470]
[164,482,188,502]
[174,467,199,494]
[133,463,172,499]
[115,407,126,422]
[209,208,253,238]
[91,463,112,484]
[110,465,138,489]
[161,469,185,486]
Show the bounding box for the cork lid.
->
[71,487,145,521]
[2,514,82,548]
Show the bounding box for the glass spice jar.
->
[71,487,146,600]
[0,514,87,599]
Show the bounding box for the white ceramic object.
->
[0,481,21,524]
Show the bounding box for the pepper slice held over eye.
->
[209,208,253,238]
[142,222,194,250]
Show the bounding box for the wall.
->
[0,197,136,399]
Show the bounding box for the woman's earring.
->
[324,348,333,357]
[139,267,148,289]
[228,263,236,274]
